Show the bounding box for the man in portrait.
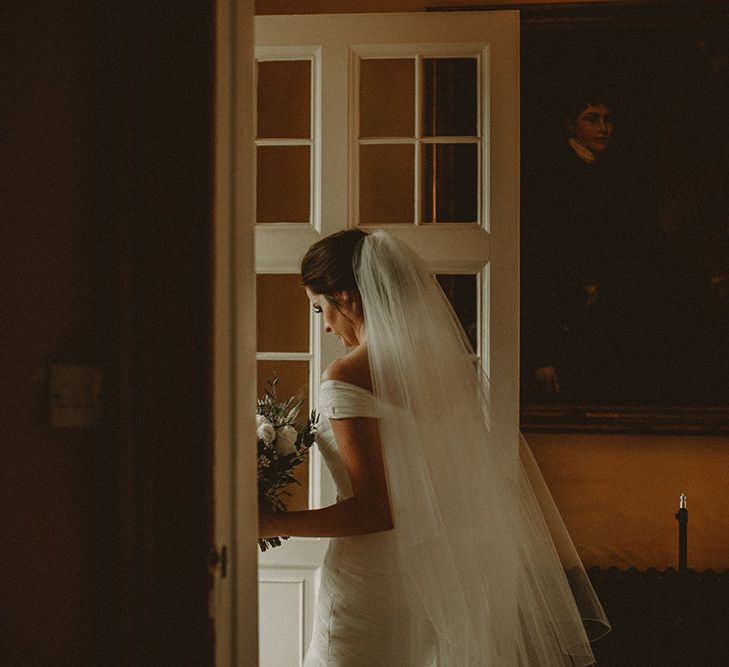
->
[521,91,659,404]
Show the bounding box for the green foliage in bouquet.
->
[257,375,318,551]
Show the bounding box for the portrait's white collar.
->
[568,137,597,164]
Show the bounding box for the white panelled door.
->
[255,12,520,666]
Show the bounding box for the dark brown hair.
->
[301,228,368,299]
[563,92,618,133]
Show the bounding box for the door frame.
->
[212,8,521,664]
[212,1,259,665]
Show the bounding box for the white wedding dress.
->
[302,231,608,666]
[304,378,607,666]
[304,380,425,666]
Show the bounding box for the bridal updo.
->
[301,228,368,299]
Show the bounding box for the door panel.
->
[254,11,520,665]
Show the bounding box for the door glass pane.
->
[360,144,414,224]
[257,60,311,139]
[436,274,478,352]
[257,275,309,352]
[257,145,310,223]
[422,58,477,137]
[422,143,478,223]
[257,360,310,416]
[257,360,311,511]
[360,59,415,138]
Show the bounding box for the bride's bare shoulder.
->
[322,345,372,392]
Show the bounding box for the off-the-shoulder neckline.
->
[320,379,375,395]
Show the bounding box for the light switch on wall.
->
[50,364,102,428]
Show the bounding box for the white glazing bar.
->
[481,44,492,234]
[256,138,312,146]
[414,54,422,226]
[419,136,479,144]
[359,137,418,145]
[350,51,361,228]
[311,49,322,232]
[256,352,311,362]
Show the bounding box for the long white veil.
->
[353,230,609,665]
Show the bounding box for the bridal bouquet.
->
[257,375,318,552]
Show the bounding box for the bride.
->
[259,228,610,665]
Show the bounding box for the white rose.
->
[257,420,276,444]
[256,414,266,427]
[275,425,298,456]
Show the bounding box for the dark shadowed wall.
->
[3,2,215,664]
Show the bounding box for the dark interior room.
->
[4,1,728,665]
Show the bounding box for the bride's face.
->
[305,287,361,347]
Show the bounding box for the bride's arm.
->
[258,415,393,538]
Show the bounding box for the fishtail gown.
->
[303,380,429,666]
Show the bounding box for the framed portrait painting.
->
[436,1,729,433]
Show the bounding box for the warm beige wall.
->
[254,0,729,573]
[527,432,729,571]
